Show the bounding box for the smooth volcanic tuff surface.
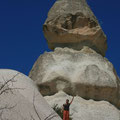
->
[29,47,120,108]
[43,0,107,56]
[45,91,120,120]
[0,69,61,120]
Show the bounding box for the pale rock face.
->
[45,91,120,120]
[43,0,107,56]
[29,47,120,108]
[0,69,61,120]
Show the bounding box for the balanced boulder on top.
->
[43,0,107,56]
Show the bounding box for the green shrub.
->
[52,104,72,120]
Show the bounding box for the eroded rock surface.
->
[45,91,120,120]
[29,47,120,108]
[43,0,107,56]
[0,69,61,120]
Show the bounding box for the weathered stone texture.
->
[43,0,107,56]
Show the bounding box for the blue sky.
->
[0,0,120,77]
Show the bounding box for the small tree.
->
[0,73,20,119]
[0,73,60,120]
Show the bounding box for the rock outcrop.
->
[45,91,120,120]
[29,47,120,108]
[29,0,120,119]
[0,69,61,120]
[43,0,107,56]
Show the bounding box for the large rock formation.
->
[45,91,120,120]
[29,47,120,108]
[0,69,61,120]
[43,0,107,56]
[29,0,120,119]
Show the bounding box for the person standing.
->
[63,96,74,120]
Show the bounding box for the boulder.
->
[29,47,120,108]
[0,69,61,120]
[45,91,120,120]
[43,0,107,56]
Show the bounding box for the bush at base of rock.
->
[52,104,72,120]
[45,91,120,120]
